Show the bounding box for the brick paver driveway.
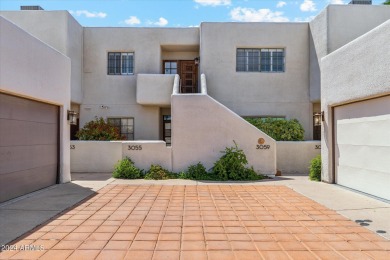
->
[1,185,389,259]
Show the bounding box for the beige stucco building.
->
[1,4,389,202]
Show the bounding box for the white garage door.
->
[0,94,59,203]
[334,95,390,201]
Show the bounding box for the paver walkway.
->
[1,185,389,260]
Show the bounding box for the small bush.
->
[76,117,125,141]
[211,141,264,181]
[112,157,143,179]
[245,117,304,141]
[309,155,321,181]
[144,165,174,180]
[180,162,217,180]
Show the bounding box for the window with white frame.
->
[107,52,134,75]
[236,48,285,72]
[107,118,134,140]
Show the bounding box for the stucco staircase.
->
[170,74,276,175]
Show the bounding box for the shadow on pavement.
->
[0,182,96,246]
[71,172,113,181]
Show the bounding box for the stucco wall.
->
[136,74,175,106]
[309,9,328,63]
[0,11,84,104]
[309,5,390,103]
[70,141,171,173]
[327,5,390,54]
[171,93,276,175]
[0,16,71,182]
[276,141,321,175]
[123,141,172,171]
[200,22,313,140]
[82,27,199,140]
[321,20,390,183]
[66,13,84,104]
[310,5,390,102]
[70,141,122,173]
[309,35,321,103]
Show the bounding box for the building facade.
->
[2,5,389,143]
[1,4,389,201]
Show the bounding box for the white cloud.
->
[276,1,287,8]
[194,0,231,6]
[230,7,289,22]
[330,0,345,4]
[124,16,141,25]
[69,10,107,18]
[154,17,168,26]
[300,0,317,12]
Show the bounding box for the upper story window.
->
[108,52,134,75]
[236,48,285,72]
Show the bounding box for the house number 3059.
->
[256,145,270,150]
[128,145,142,151]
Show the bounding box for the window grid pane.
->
[164,61,178,74]
[108,52,134,75]
[237,48,284,73]
[108,117,134,140]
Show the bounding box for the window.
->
[108,52,134,75]
[107,118,134,140]
[164,61,178,74]
[163,115,171,146]
[236,48,285,72]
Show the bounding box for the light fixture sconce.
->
[194,57,200,65]
[67,110,78,125]
[313,112,324,126]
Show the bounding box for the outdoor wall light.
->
[313,112,324,126]
[194,57,200,65]
[67,110,78,125]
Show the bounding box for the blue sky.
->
[0,0,386,27]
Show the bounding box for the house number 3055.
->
[128,145,142,151]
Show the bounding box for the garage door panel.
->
[0,94,58,124]
[335,95,390,201]
[0,145,57,175]
[337,166,390,201]
[336,115,390,146]
[336,144,390,173]
[0,119,57,147]
[0,93,58,203]
[0,165,57,203]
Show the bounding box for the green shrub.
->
[211,141,264,181]
[112,157,143,179]
[180,162,217,180]
[245,117,304,141]
[76,117,125,141]
[309,155,321,181]
[144,165,174,180]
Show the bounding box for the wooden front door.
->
[180,61,198,93]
